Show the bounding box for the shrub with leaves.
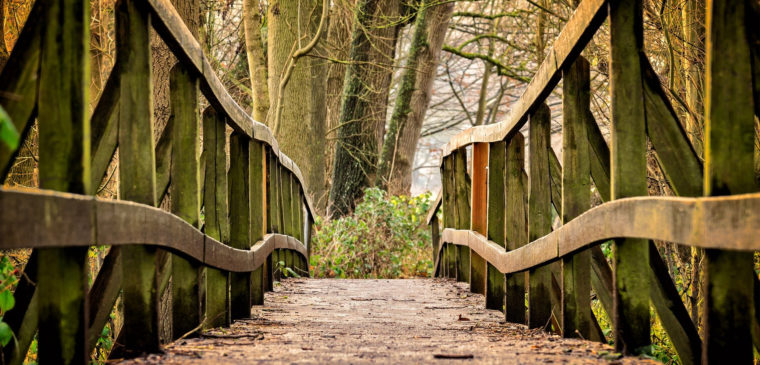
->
[310,188,433,278]
[0,256,18,350]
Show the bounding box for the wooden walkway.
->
[120,279,654,364]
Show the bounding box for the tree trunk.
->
[323,0,356,209]
[267,0,326,207]
[376,0,454,195]
[328,0,383,217]
[243,0,269,123]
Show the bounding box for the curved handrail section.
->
[0,188,307,273]
[439,0,607,159]
[144,0,315,216]
[440,192,760,274]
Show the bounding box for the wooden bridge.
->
[0,0,758,364]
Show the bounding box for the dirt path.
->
[120,278,655,364]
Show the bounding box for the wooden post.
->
[203,107,230,329]
[431,216,440,264]
[485,141,505,311]
[505,133,527,324]
[229,132,251,319]
[446,153,458,279]
[609,0,650,353]
[441,156,456,278]
[169,63,203,339]
[528,103,553,329]
[455,149,471,283]
[117,0,160,355]
[702,0,756,362]
[250,141,266,305]
[36,0,89,362]
[468,144,486,294]
[561,57,592,339]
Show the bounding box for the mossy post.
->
[561,57,592,339]
[468,144,487,294]
[229,132,252,319]
[609,0,650,353]
[702,0,756,362]
[116,0,160,355]
[486,141,506,311]
[454,148,471,283]
[36,0,90,362]
[505,133,527,324]
[446,152,459,279]
[169,63,203,339]
[528,103,553,329]
[441,156,456,277]
[203,107,230,329]
[250,141,266,304]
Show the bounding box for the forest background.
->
[1,0,757,363]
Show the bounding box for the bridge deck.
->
[120,279,653,364]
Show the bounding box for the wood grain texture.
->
[528,103,553,329]
[505,134,527,324]
[203,106,230,329]
[702,0,757,361]
[437,190,760,275]
[466,146,483,292]
[560,57,591,339]
[169,62,203,340]
[486,141,505,312]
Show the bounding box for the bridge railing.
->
[429,0,760,363]
[0,0,314,362]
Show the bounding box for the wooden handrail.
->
[438,192,760,275]
[0,188,307,272]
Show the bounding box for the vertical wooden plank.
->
[431,216,440,264]
[702,0,756,362]
[528,103,553,329]
[486,141,505,311]
[561,57,592,339]
[250,141,266,305]
[229,132,251,319]
[117,0,160,355]
[505,133,527,324]
[36,0,89,362]
[267,151,279,233]
[441,156,456,278]
[203,107,230,329]
[609,0,650,354]
[455,149,471,283]
[468,144,486,293]
[447,155,458,279]
[169,63,202,339]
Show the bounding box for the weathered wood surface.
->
[0,188,307,271]
[702,0,757,362]
[505,134,527,324]
[561,57,592,340]
[438,191,760,275]
[120,279,654,364]
[486,141,505,312]
[454,150,471,283]
[528,103,553,329]
[440,0,607,156]
[468,144,486,293]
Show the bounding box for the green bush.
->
[310,188,434,278]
